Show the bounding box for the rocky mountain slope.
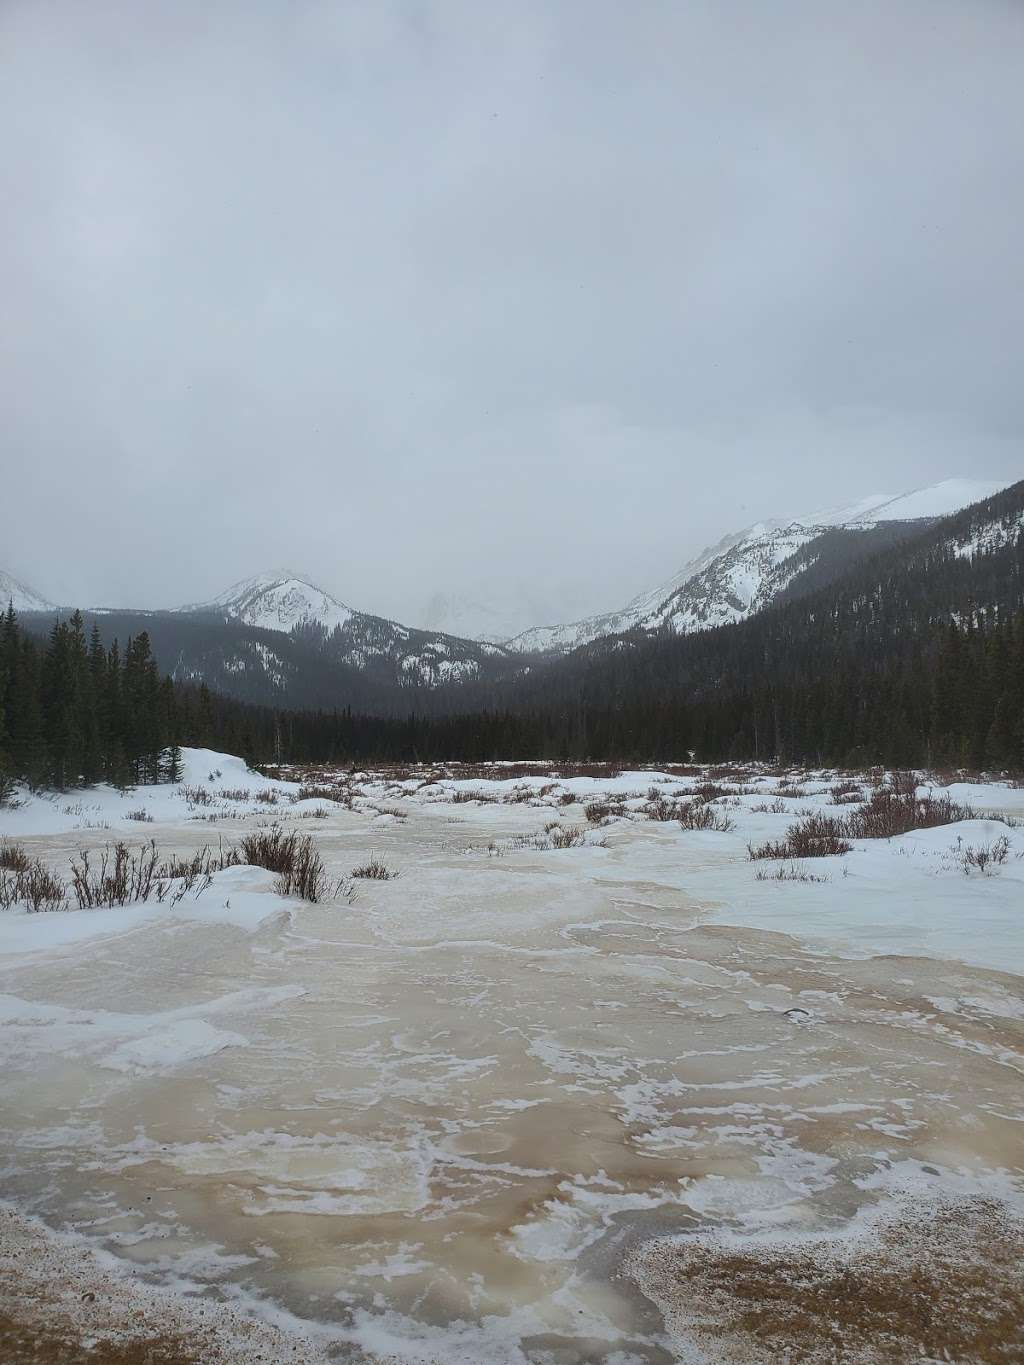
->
[0,569,55,614]
[176,571,513,689]
[504,478,1014,653]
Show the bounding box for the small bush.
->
[584,800,614,824]
[125,808,153,823]
[254,788,280,806]
[238,826,300,875]
[749,813,853,861]
[0,841,32,873]
[546,823,588,849]
[301,807,330,819]
[0,860,67,912]
[276,836,333,902]
[217,787,252,802]
[351,856,398,880]
[678,803,734,832]
[296,785,341,803]
[956,835,1011,876]
[180,784,212,807]
[847,788,974,839]
[69,841,165,908]
[752,798,788,814]
[488,825,604,855]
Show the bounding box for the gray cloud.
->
[2,0,1022,622]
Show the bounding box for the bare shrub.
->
[546,823,589,849]
[752,797,788,814]
[351,856,398,880]
[584,800,614,824]
[69,841,165,908]
[644,793,684,821]
[0,860,67,912]
[179,784,212,807]
[848,788,974,839]
[489,825,603,856]
[301,807,330,819]
[678,803,735,832]
[0,841,32,873]
[237,826,300,875]
[956,835,1011,876]
[558,791,576,807]
[830,781,863,805]
[217,787,252,802]
[125,808,153,822]
[296,785,342,803]
[692,781,730,803]
[276,836,332,901]
[160,844,238,879]
[254,788,280,806]
[507,785,537,804]
[749,814,853,861]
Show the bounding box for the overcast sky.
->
[2,0,1022,625]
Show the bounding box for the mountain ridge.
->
[502,476,1013,653]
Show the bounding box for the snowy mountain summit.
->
[180,571,354,635]
[0,569,56,614]
[505,477,1014,654]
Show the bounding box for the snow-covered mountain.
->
[504,478,1015,654]
[177,570,512,690]
[0,569,55,613]
[181,571,355,635]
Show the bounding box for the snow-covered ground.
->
[1,752,1022,1361]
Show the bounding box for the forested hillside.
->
[2,483,1022,783]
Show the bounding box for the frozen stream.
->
[1,758,1023,1361]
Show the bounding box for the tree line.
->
[4,599,1021,789]
[0,608,184,789]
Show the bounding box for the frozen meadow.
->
[1,750,1023,1362]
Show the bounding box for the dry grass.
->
[632,1198,1024,1363]
[755,863,831,883]
[350,856,398,880]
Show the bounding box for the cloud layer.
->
[2,0,1022,621]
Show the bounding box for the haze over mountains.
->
[2,477,1018,702]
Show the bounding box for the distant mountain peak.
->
[181,571,354,635]
[0,569,56,613]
